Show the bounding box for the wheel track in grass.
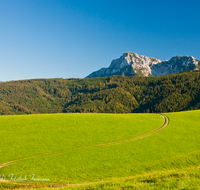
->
[0,114,169,170]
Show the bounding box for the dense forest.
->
[0,71,200,115]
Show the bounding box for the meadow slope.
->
[0,110,199,189]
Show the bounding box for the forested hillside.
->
[0,71,200,115]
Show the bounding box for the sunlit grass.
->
[0,110,200,189]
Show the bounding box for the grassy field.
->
[10,166,199,190]
[0,111,200,189]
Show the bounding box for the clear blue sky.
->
[0,0,200,81]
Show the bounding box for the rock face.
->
[86,52,200,78]
[151,56,200,76]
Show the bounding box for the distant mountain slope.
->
[0,71,200,115]
[86,52,200,78]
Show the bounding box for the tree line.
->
[0,71,199,115]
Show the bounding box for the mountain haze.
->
[86,52,200,78]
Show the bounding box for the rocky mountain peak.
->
[86,52,200,78]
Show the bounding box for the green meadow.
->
[0,110,200,189]
[16,166,200,190]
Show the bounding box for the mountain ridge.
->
[86,52,200,78]
[0,71,200,115]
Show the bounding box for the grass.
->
[0,110,200,189]
[1,165,200,189]
[0,113,163,182]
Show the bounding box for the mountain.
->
[0,71,200,115]
[86,52,200,78]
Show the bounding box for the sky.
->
[0,0,200,81]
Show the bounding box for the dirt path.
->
[0,114,169,170]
